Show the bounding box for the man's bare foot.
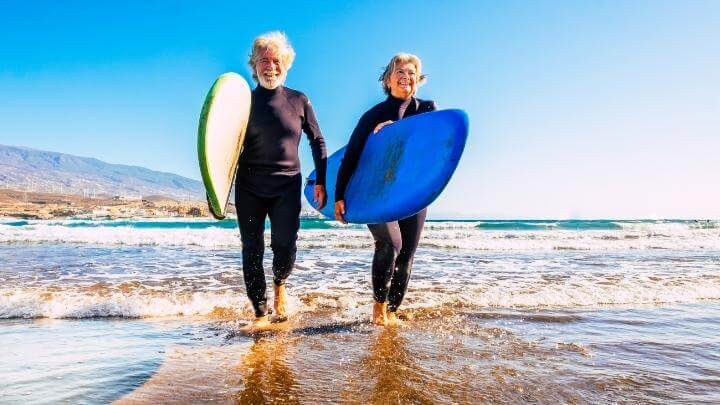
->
[243,315,272,333]
[386,311,402,327]
[372,302,388,326]
[273,284,288,319]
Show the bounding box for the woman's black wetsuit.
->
[336,95,437,312]
[235,85,327,317]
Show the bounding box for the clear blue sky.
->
[1,1,718,218]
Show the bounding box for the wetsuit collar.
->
[255,85,283,95]
[386,94,413,105]
[386,94,418,116]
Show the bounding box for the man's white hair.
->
[248,31,296,82]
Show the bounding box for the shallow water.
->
[1,219,719,403]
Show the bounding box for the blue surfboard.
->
[304,109,469,223]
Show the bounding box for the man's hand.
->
[313,185,327,210]
[334,200,347,224]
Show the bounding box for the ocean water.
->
[1,218,719,403]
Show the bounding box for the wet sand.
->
[115,304,720,404]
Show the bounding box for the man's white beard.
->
[258,74,284,89]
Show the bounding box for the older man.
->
[236,32,327,331]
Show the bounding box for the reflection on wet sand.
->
[116,331,300,404]
[232,335,299,404]
[115,343,248,403]
[342,328,437,404]
[117,310,618,403]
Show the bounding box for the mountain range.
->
[0,145,204,200]
[0,144,321,216]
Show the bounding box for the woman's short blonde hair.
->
[379,53,427,95]
[248,31,296,82]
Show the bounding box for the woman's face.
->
[387,62,418,100]
[255,47,284,89]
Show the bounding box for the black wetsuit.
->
[336,95,437,312]
[235,85,327,317]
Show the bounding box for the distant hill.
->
[0,144,324,216]
[0,145,204,200]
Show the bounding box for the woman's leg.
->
[387,208,427,313]
[367,221,403,304]
[367,221,402,325]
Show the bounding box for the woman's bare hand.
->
[373,120,394,134]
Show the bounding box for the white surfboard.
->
[197,72,251,219]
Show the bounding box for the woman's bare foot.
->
[243,315,272,333]
[386,311,402,327]
[372,302,388,326]
[274,284,288,319]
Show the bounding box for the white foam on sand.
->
[0,289,253,319]
[5,259,718,319]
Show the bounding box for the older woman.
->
[335,53,436,326]
[236,32,327,331]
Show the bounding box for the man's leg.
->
[267,177,301,317]
[235,186,270,319]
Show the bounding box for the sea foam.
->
[2,219,720,252]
